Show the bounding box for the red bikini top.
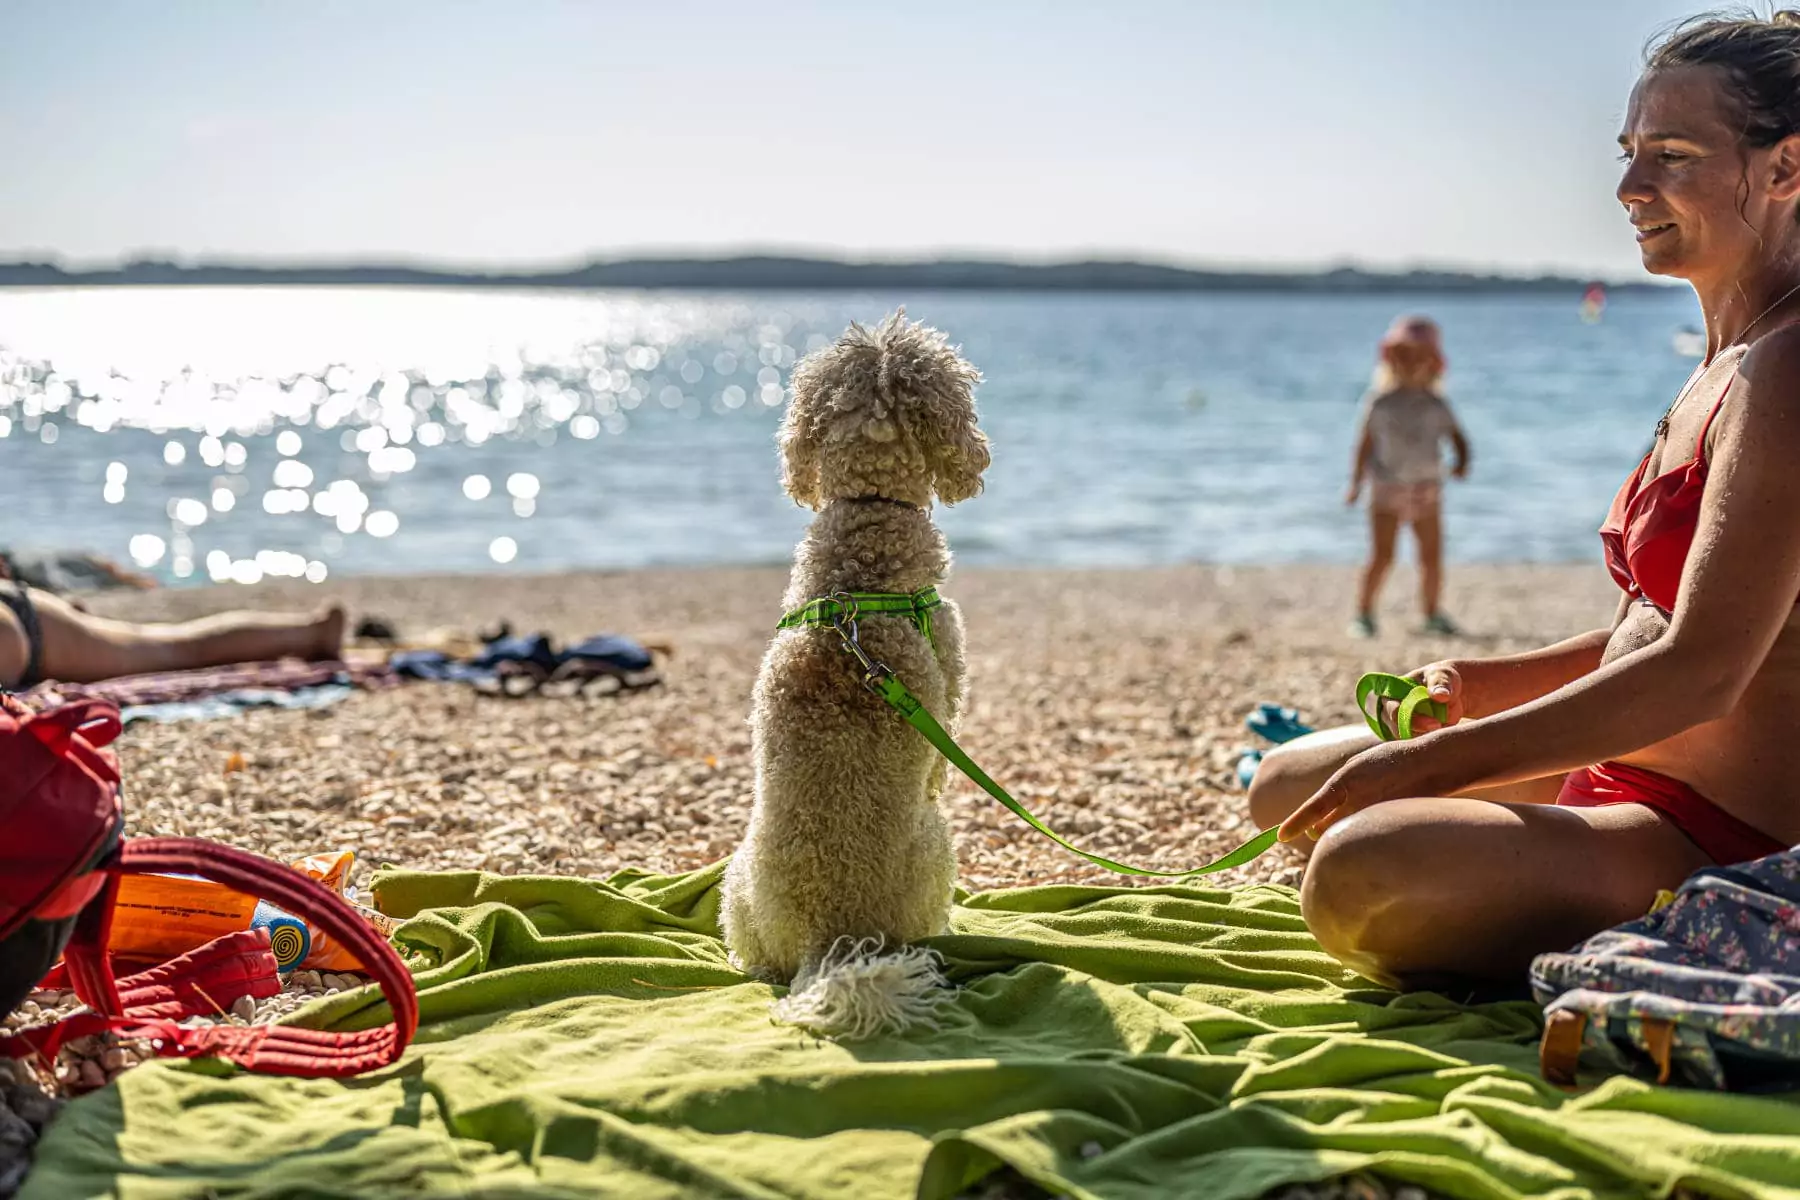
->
[1599,384,1731,613]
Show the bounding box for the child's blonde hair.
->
[1371,314,1446,394]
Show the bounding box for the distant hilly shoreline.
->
[0,255,1667,294]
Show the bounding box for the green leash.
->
[868,670,1279,876]
[780,591,1276,878]
[1354,672,1447,741]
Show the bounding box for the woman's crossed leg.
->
[1246,727,1710,988]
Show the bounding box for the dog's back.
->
[726,502,962,980]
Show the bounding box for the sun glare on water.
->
[0,288,809,582]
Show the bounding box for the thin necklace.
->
[1657,279,1800,438]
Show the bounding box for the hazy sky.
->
[2,0,1709,276]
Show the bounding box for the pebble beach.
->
[87,562,1618,891]
[2,561,1622,1196]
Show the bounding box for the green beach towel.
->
[23,865,1800,1200]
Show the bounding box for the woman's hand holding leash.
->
[1390,662,1463,734]
[1277,670,1454,843]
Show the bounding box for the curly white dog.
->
[721,312,991,1038]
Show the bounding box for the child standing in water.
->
[1345,315,1469,638]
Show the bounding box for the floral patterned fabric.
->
[1530,848,1800,1090]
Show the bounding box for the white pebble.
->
[230,995,256,1022]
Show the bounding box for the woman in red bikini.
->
[1248,10,1800,988]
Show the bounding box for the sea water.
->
[0,286,1699,582]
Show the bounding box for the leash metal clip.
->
[826,591,892,693]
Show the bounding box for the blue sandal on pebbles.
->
[1235,703,1315,789]
[1246,703,1313,745]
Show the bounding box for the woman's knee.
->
[1245,743,1316,830]
[1245,727,1376,830]
[1298,809,1448,985]
[1297,799,1663,988]
[1300,820,1384,938]
[1244,752,1288,829]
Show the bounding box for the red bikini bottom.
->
[1556,760,1787,866]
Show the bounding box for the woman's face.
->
[1616,65,1795,281]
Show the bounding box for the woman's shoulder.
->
[1741,322,1800,383]
[1731,324,1800,418]
[1710,327,1800,454]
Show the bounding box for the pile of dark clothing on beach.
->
[0,548,155,594]
[24,627,661,724]
[386,627,660,697]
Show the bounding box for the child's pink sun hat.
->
[1379,315,1442,353]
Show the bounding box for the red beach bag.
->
[0,692,417,1078]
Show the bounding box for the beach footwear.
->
[542,634,662,697]
[558,634,656,676]
[1245,703,1313,745]
[351,616,399,644]
[1236,749,1263,790]
[1348,613,1377,639]
[1420,612,1462,636]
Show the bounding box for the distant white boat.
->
[1672,327,1706,358]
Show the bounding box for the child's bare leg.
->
[1414,507,1444,618]
[1356,509,1399,617]
[34,592,345,683]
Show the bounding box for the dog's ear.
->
[778,402,823,509]
[927,397,991,506]
[913,338,988,506]
[781,320,876,509]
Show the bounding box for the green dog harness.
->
[777,587,942,649]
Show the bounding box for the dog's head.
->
[778,312,990,510]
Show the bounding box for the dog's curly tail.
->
[772,937,952,1040]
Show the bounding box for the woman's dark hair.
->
[1647,10,1800,149]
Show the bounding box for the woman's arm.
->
[1427,620,1618,720]
[1284,332,1800,836]
[1387,608,1622,734]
